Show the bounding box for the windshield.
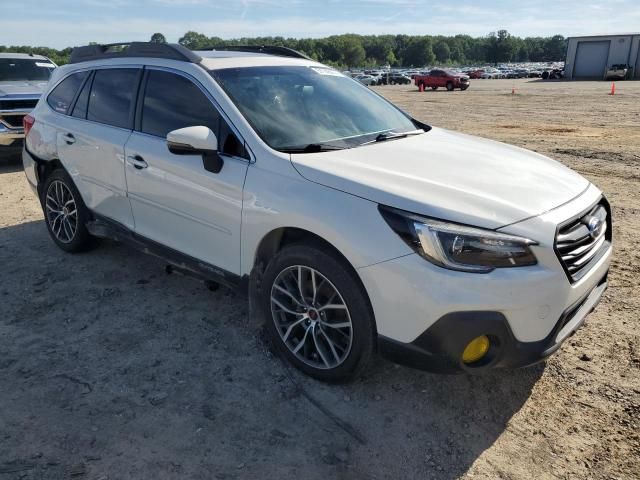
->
[210,66,420,151]
[0,58,55,81]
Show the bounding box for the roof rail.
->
[70,42,202,64]
[211,45,311,60]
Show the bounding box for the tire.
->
[260,244,376,382]
[461,85,469,91]
[41,168,94,253]
[446,82,454,91]
[431,86,438,91]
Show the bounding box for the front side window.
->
[210,66,420,152]
[140,70,247,159]
[47,71,88,114]
[140,70,219,138]
[87,68,139,129]
[0,58,55,82]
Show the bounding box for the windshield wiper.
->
[360,129,425,146]
[279,143,346,154]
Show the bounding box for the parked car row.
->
[347,62,568,86]
[351,71,412,86]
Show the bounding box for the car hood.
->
[290,127,590,229]
[0,81,48,97]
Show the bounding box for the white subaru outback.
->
[22,43,612,382]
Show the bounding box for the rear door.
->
[55,67,141,230]
[124,68,250,275]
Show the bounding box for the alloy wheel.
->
[270,265,353,370]
[45,180,78,244]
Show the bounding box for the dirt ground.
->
[1,78,639,480]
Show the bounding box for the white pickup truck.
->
[0,53,56,155]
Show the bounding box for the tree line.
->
[1,30,567,68]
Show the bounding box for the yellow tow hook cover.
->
[462,335,490,364]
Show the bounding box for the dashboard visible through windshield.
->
[210,65,424,152]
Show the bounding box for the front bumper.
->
[0,127,25,147]
[357,183,612,373]
[378,273,608,373]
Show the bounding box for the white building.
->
[565,34,640,80]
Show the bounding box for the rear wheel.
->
[41,169,94,253]
[431,86,438,90]
[261,244,375,382]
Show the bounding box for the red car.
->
[415,69,470,91]
[468,69,485,79]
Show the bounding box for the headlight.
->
[379,206,538,273]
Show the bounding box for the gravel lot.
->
[1,78,639,479]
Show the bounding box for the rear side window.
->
[87,68,140,129]
[141,70,219,138]
[47,71,88,114]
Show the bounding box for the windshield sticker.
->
[310,67,344,77]
[35,62,56,68]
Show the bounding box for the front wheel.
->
[431,86,438,90]
[446,82,454,91]
[261,244,376,382]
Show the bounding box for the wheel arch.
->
[253,227,354,277]
[35,157,65,198]
[250,226,378,334]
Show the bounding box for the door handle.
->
[126,155,148,170]
[61,133,75,145]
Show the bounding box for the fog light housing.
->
[462,335,490,364]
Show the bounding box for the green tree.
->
[178,31,211,50]
[486,30,518,64]
[433,40,451,63]
[150,33,167,44]
[543,35,566,61]
[402,37,435,67]
[339,35,366,68]
[6,31,571,69]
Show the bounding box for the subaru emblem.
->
[587,216,604,239]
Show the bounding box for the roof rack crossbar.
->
[70,42,202,64]
[211,45,311,60]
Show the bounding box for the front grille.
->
[0,114,25,128]
[0,99,39,111]
[555,200,611,282]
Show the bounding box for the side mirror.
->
[167,126,223,174]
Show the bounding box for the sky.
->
[1,0,639,49]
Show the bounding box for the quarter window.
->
[87,68,140,129]
[47,71,88,114]
[71,73,93,119]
